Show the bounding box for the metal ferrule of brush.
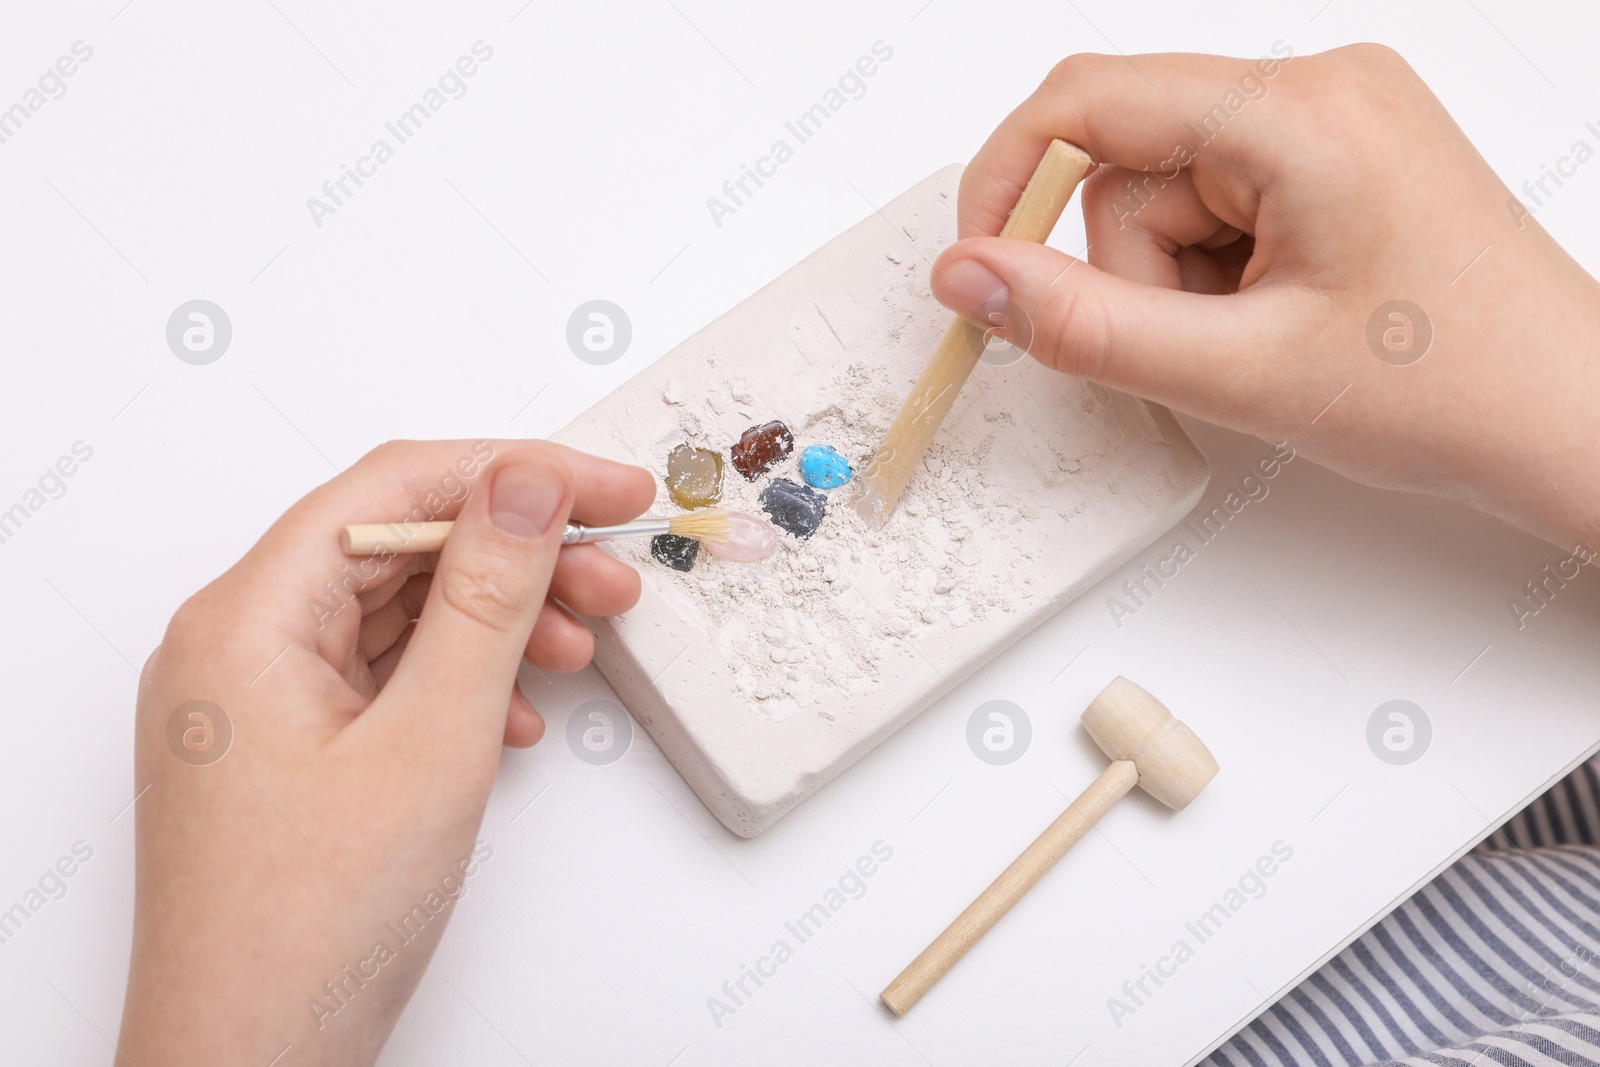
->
[562,518,672,545]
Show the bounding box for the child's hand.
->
[118,440,653,1066]
[934,45,1600,547]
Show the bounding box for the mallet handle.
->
[880,759,1139,1015]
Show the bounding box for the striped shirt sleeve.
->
[1206,755,1600,1067]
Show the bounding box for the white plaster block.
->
[552,165,1209,836]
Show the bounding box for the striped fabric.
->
[1206,756,1600,1067]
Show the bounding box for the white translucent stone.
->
[705,510,780,563]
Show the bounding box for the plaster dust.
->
[621,339,1078,724]
[551,164,1209,836]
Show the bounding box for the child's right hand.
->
[934,45,1600,548]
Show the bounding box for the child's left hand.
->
[118,439,653,1066]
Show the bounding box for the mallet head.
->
[1080,676,1218,810]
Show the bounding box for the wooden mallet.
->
[880,677,1220,1016]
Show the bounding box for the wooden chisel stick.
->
[849,139,1093,528]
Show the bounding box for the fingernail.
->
[489,462,563,537]
[934,257,1008,317]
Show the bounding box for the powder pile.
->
[611,255,1098,722]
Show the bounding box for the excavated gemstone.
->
[731,421,793,481]
[798,444,852,490]
[665,444,723,510]
[650,533,700,572]
[759,477,826,539]
[704,511,781,563]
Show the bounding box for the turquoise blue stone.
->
[798,444,852,490]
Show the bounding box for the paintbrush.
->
[340,509,732,555]
[849,138,1094,528]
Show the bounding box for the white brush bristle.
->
[667,508,731,544]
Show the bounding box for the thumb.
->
[931,236,1290,418]
[384,452,574,743]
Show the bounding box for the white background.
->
[2,0,1599,1064]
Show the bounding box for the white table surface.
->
[3,1,1598,1064]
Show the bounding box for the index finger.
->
[958,50,1292,239]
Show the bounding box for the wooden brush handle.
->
[851,140,1094,525]
[879,758,1138,1016]
[340,518,681,555]
[342,522,453,554]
